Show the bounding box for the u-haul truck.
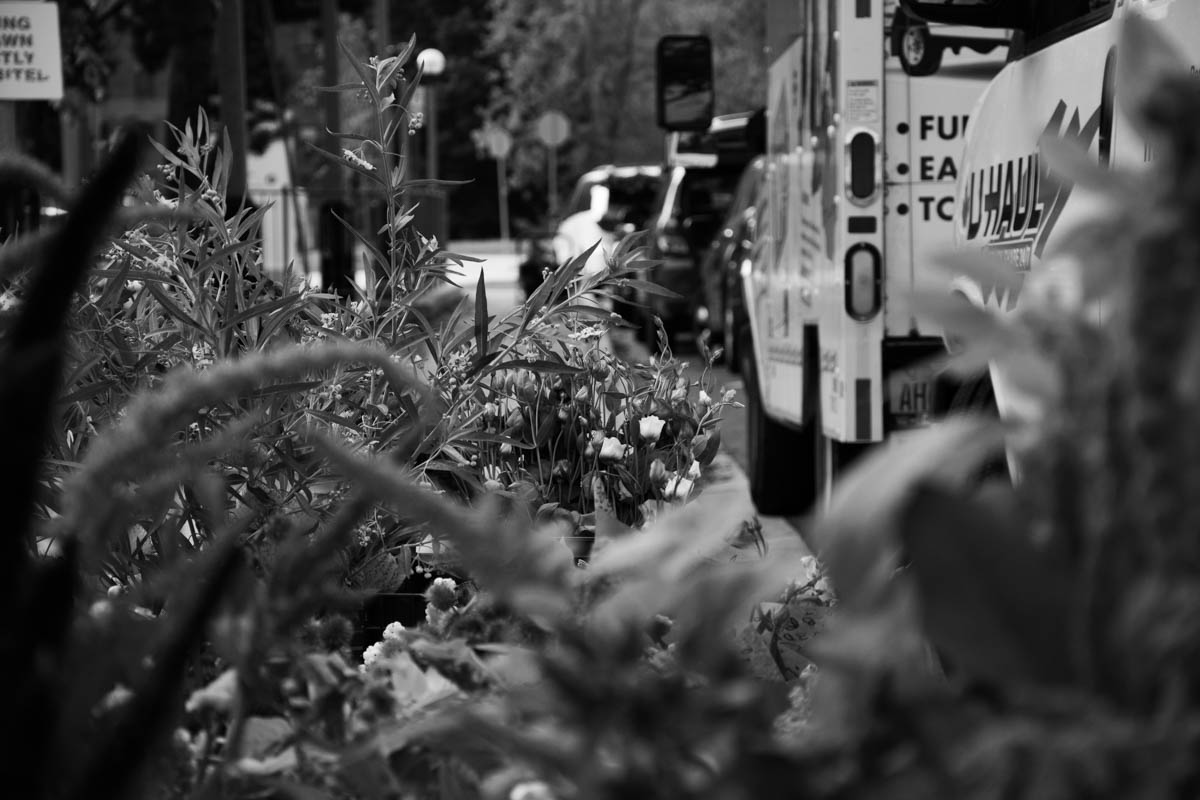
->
[919,0,1200,431]
[722,0,1011,514]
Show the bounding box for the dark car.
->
[641,110,764,345]
[888,3,1011,76]
[694,156,764,367]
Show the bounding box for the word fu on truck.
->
[655,0,1188,516]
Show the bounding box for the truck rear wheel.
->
[738,325,817,516]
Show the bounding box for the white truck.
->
[657,0,1200,516]
[732,0,1012,515]
[909,0,1200,452]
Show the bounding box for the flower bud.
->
[599,436,626,462]
[665,475,695,501]
[639,414,666,443]
[648,458,668,485]
[686,460,702,480]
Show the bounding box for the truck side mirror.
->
[897,0,1029,30]
[656,35,715,132]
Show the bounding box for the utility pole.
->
[375,0,390,54]
[319,0,351,294]
[320,0,341,177]
[216,0,249,206]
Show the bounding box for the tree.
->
[484,0,767,220]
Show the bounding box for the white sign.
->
[535,110,570,148]
[0,2,63,101]
[481,124,512,159]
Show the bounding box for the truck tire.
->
[898,20,942,76]
[738,325,817,516]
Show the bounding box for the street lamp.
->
[416,48,445,182]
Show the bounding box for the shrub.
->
[0,37,755,800]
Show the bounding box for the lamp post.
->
[416,48,445,181]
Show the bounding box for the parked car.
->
[887,1,1010,76]
[642,110,764,344]
[694,156,764,368]
[553,164,662,277]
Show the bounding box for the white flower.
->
[638,415,666,443]
[567,324,605,341]
[362,642,384,667]
[382,621,406,641]
[341,148,375,171]
[686,460,701,481]
[665,475,694,501]
[698,390,712,408]
[598,436,627,462]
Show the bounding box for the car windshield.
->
[564,170,661,226]
[605,174,662,228]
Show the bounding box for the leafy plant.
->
[0,33,764,800]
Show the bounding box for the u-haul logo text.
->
[959,101,1101,308]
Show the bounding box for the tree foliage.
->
[484,0,767,198]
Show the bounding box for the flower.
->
[665,475,695,501]
[483,464,506,491]
[648,458,668,486]
[362,642,384,667]
[639,414,666,443]
[698,389,712,409]
[425,577,458,611]
[383,621,407,641]
[341,148,375,171]
[598,436,627,463]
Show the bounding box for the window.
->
[1024,0,1115,53]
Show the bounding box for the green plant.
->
[0,34,765,800]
